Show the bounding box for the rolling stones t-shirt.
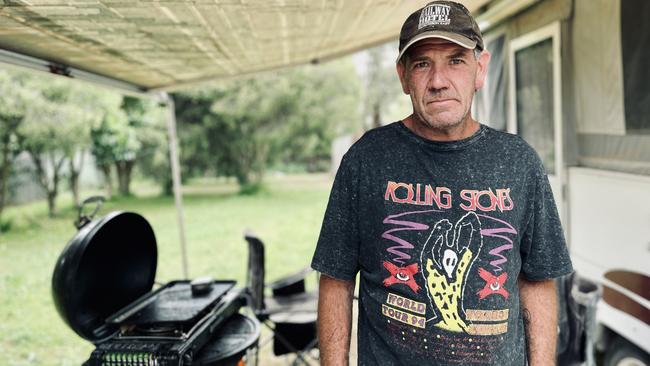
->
[311,122,573,366]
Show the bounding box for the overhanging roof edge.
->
[0,47,150,97]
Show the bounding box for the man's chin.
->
[420,117,464,130]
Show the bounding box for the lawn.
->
[0,174,332,366]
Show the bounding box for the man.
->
[311,1,573,365]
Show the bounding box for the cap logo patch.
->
[418,4,451,29]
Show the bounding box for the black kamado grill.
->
[52,197,260,366]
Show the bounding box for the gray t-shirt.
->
[311,122,573,365]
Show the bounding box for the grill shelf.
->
[86,283,244,366]
[108,281,235,327]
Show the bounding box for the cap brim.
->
[396,31,477,63]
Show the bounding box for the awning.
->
[0,0,492,93]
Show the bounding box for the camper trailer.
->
[472,0,650,364]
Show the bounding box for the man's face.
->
[397,38,489,131]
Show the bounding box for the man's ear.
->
[396,62,410,94]
[474,49,491,90]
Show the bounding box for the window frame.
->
[474,27,508,131]
[508,21,563,177]
[508,21,566,224]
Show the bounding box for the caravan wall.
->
[474,0,650,175]
[472,0,650,358]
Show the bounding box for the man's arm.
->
[318,274,356,366]
[518,276,558,366]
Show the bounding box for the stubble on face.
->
[398,39,488,141]
[410,90,471,131]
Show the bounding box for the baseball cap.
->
[397,1,484,63]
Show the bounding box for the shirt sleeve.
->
[520,159,574,281]
[310,151,360,281]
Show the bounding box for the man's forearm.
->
[318,274,356,366]
[519,277,558,366]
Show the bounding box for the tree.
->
[85,92,123,199]
[359,44,406,130]
[270,61,360,170]
[0,70,31,224]
[114,128,139,196]
[63,84,106,206]
[19,79,91,217]
[173,90,220,178]
[174,58,361,191]
[113,96,148,196]
[207,76,288,188]
[124,97,170,195]
[89,95,166,197]
[90,107,138,197]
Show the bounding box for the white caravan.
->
[472,0,650,364]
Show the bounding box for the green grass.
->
[0,174,332,366]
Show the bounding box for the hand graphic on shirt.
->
[420,211,483,332]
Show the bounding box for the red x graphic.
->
[477,267,509,300]
[383,261,420,293]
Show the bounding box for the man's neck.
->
[402,115,480,142]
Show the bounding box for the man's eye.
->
[413,61,428,69]
[450,58,465,65]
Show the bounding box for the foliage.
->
[0,69,169,217]
[359,43,410,129]
[90,97,128,167]
[90,95,164,197]
[174,59,360,190]
[3,54,364,214]
[173,92,217,177]
[17,77,99,216]
[125,97,171,195]
[65,84,117,206]
[271,61,361,169]
[0,70,32,225]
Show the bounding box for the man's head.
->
[396,1,489,136]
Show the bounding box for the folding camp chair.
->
[243,230,319,365]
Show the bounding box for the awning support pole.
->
[161,92,189,279]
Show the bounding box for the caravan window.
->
[572,0,650,175]
[509,22,561,178]
[513,38,555,175]
[621,0,650,134]
[474,34,506,131]
[508,22,564,212]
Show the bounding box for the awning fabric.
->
[0,0,490,92]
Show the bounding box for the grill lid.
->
[52,211,158,343]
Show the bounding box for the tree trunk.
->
[163,176,173,196]
[28,150,64,217]
[69,168,80,207]
[100,164,113,200]
[46,190,57,218]
[235,171,249,187]
[236,142,267,193]
[0,117,20,225]
[0,134,11,222]
[47,152,64,218]
[235,148,253,188]
[372,102,382,129]
[115,160,134,196]
[68,151,84,208]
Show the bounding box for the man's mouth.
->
[427,98,456,105]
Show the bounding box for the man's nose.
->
[427,66,450,92]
